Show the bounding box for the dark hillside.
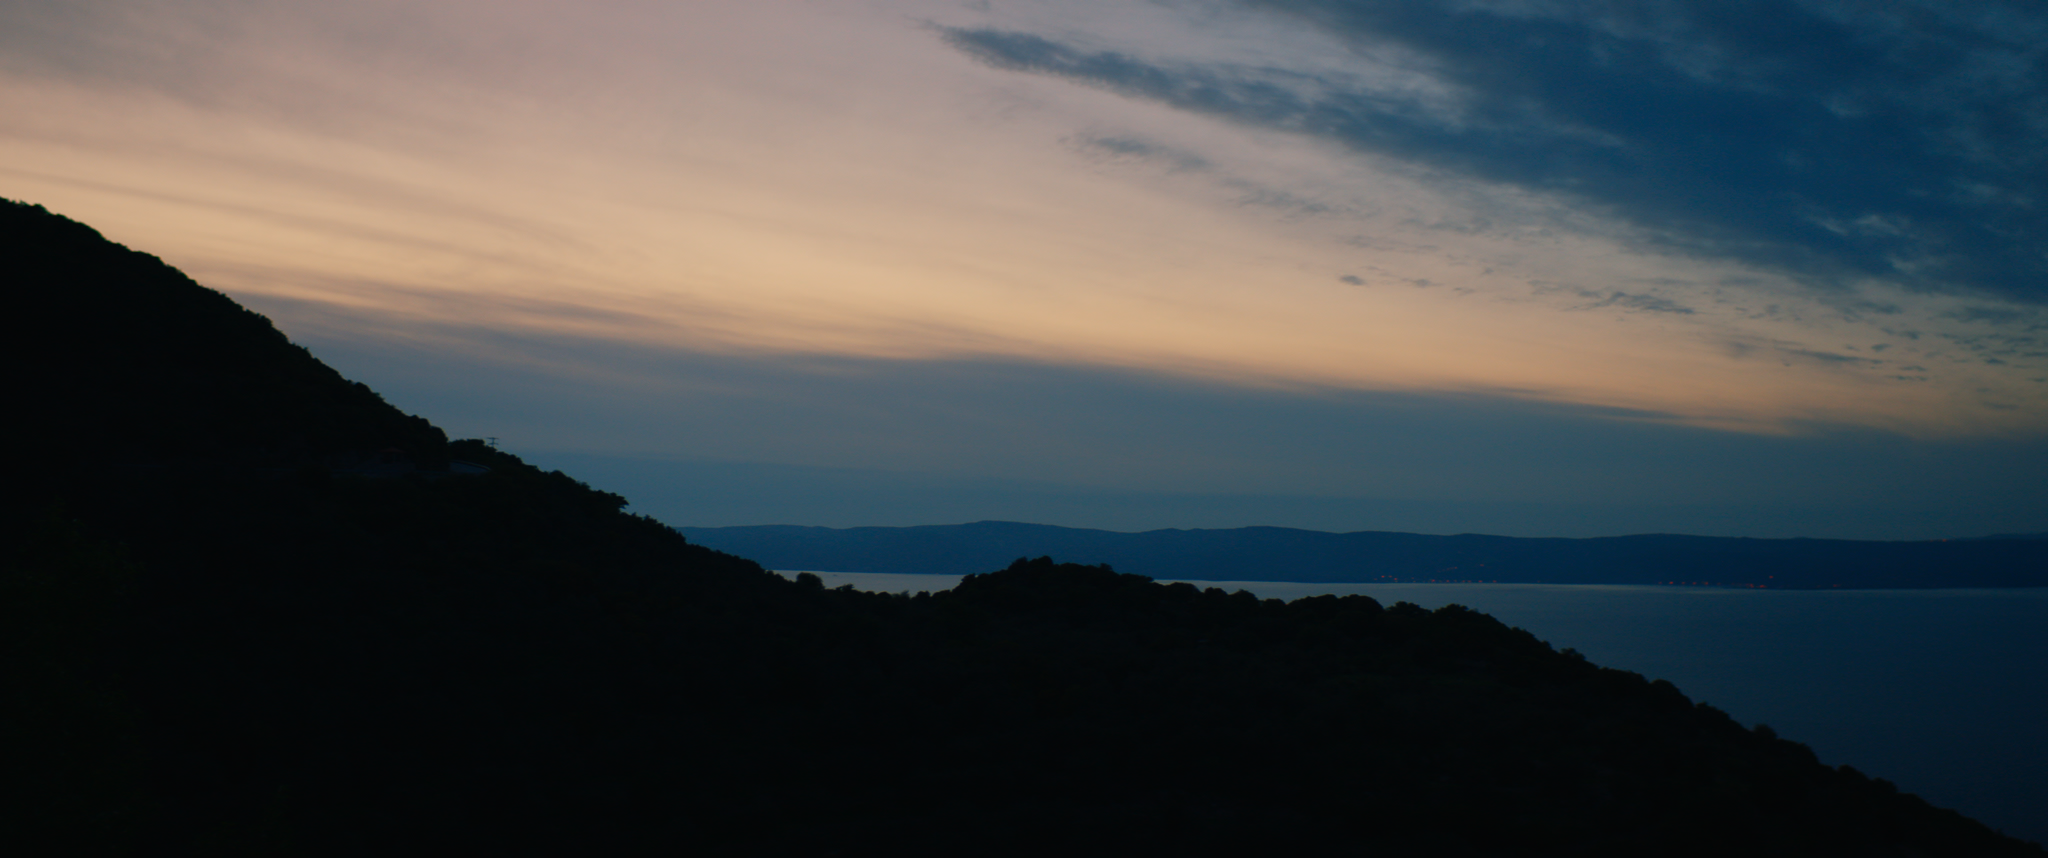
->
[2,200,445,475]
[4,198,2040,855]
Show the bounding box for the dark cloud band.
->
[940,1,2048,305]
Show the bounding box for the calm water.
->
[781,571,2048,844]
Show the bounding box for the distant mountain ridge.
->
[680,521,2048,589]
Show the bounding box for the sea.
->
[778,571,2048,845]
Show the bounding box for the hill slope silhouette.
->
[4,198,2039,856]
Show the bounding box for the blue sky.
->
[4,0,2044,537]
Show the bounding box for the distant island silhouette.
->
[680,521,2048,589]
[6,197,2040,855]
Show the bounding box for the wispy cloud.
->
[940,1,2048,305]
[1071,134,1211,171]
[1778,347,1884,367]
[1576,291,1697,316]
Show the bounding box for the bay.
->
[779,571,2048,845]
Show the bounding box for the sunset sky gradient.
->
[7,0,2045,537]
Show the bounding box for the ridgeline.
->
[680,521,2048,589]
[4,198,2039,855]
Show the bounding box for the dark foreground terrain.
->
[6,198,2040,855]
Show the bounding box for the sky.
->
[4,0,2046,538]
